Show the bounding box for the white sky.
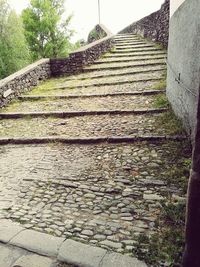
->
[9,0,165,42]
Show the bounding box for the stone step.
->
[115,44,156,50]
[83,59,166,71]
[0,135,186,145]
[111,47,164,54]
[0,111,182,139]
[0,108,167,119]
[4,94,165,113]
[114,41,147,46]
[95,55,166,64]
[103,51,166,58]
[114,36,140,41]
[26,80,164,96]
[54,75,164,89]
[20,90,166,100]
[65,65,166,81]
[114,35,139,39]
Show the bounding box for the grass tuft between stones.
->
[132,140,192,267]
[133,202,186,267]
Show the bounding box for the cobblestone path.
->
[0,34,190,263]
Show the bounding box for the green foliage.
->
[0,0,30,79]
[22,0,74,60]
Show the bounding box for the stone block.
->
[10,229,65,257]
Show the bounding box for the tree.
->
[0,0,30,79]
[22,0,73,60]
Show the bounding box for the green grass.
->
[26,77,66,95]
[155,107,186,135]
[153,94,169,108]
[151,80,166,90]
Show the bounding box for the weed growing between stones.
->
[134,202,185,267]
[132,140,192,267]
[151,80,166,90]
[27,77,66,95]
[155,107,186,136]
[153,94,169,108]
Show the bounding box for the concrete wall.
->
[119,0,169,47]
[166,0,200,139]
[170,0,185,17]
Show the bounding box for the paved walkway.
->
[0,34,189,266]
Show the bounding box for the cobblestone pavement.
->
[64,65,165,80]
[2,94,162,113]
[0,113,180,138]
[82,60,165,71]
[0,34,190,266]
[26,80,162,96]
[0,142,189,254]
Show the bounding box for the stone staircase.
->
[0,34,190,266]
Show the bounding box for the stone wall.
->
[87,24,109,43]
[51,25,114,76]
[119,0,169,47]
[166,0,200,140]
[0,59,50,108]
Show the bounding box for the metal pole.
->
[98,0,101,24]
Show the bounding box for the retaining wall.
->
[50,24,114,76]
[119,0,169,47]
[0,59,50,108]
[51,36,114,76]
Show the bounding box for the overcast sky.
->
[9,0,165,42]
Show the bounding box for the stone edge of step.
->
[53,77,163,89]
[64,67,166,81]
[0,219,147,267]
[18,89,166,101]
[0,135,187,145]
[0,108,168,119]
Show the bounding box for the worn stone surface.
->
[0,220,24,243]
[10,229,65,257]
[59,239,107,266]
[2,94,164,113]
[12,254,54,267]
[0,243,27,267]
[0,113,178,138]
[0,141,189,255]
[26,80,163,96]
